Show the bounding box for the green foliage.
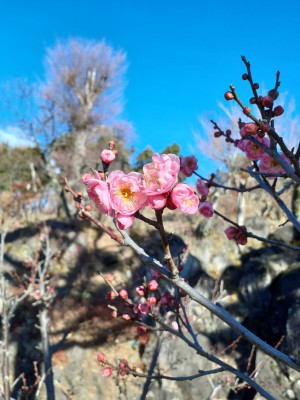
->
[161,143,180,155]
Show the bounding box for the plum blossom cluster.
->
[82,147,214,230]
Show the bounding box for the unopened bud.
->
[78,211,86,219]
[252,83,259,90]
[268,89,279,100]
[262,96,274,108]
[108,140,116,148]
[214,131,222,138]
[85,204,92,212]
[273,105,284,116]
[243,107,251,116]
[242,73,248,80]
[224,91,234,100]
[249,97,256,104]
[260,124,269,133]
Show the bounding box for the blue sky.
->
[1,0,300,174]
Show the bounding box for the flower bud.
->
[273,105,284,116]
[243,107,251,116]
[244,123,258,135]
[242,73,248,80]
[84,203,92,212]
[119,289,128,299]
[252,83,259,90]
[224,91,234,100]
[249,97,256,104]
[108,140,116,148]
[214,131,222,138]
[147,280,159,291]
[97,352,106,363]
[268,89,279,100]
[102,367,113,378]
[148,296,157,306]
[101,149,116,164]
[262,96,274,108]
[260,124,269,133]
[136,286,145,297]
[122,314,131,320]
[106,291,117,301]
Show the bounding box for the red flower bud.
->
[106,291,117,301]
[260,124,269,133]
[249,97,256,104]
[268,89,279,100]
[242,73,249,80]
[252,83,259,90]
[243,107,251,116]
[244,123,258,135]
[273,105,284,116]
[262,96,274,108]
[226,129,231,136]
[214,131,222,138]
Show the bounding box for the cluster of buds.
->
[224,225,248,245]
[224,71,284,119]
[97,352,131,378]
[105,275,184,324]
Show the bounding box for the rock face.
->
[3,217,300,400]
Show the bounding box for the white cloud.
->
[0,126,35,148]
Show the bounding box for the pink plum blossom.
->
[101,149,116,164]
[244,135,269,161]
[236,139,248,152]
[82,174,113,215]
[180,155,198,177]
[259,153,291,176]
[115,213,134,230]
[143,153,180,195]
[196,179,209,198]
[108,170,148,215]
[148,194,167,210]
[170,183,199,214]
[199,201,214,218]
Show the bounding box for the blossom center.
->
[120,186,133,200]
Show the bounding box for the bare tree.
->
[39,38,128,180]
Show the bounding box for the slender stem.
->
[155,210,178,278]
[0,229,10,400]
